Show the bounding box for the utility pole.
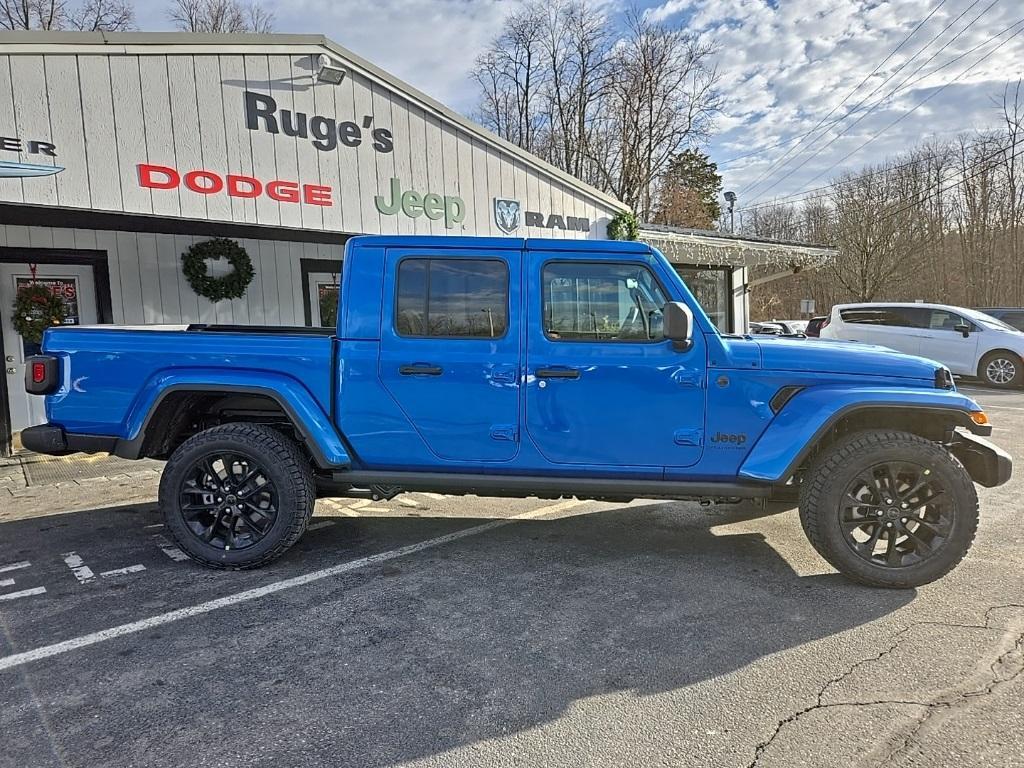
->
[724,191,737,233]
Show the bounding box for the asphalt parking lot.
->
[2,384,1023,768]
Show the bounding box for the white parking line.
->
[143,523,165,530]
[0,579,15,588]
[0,587,46,602]
[397,497,419,507]
[0,499,589,672]
[99,565,146,578]
[0,561,31,574]
[62,552,95,585]
[153,535,190,563]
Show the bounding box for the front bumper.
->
[20,425,117,457]
[949,431,1013,488]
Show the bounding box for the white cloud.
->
[130,0,1024,205]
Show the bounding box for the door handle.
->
[535,368,580,379]
[399,364,443,376]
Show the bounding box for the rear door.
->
[378,248,521,462]
[524,252,705,468]
[838,306,925,355]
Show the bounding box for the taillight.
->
[25,355,59,395]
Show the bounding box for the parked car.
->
[778,319,809,334]
[820,302,1024,388]
[975,308,1024,332]
[749,320,806,336]
[805,316,828,337]
[21,236,1010,588]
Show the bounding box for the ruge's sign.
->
[244,91,394,154]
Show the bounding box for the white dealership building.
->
[0,32,835,454]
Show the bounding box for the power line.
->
[737,0,978,193]
[718,0,950,168]
[738,138,1022,223]
[746,0,1001,201]
[749,18,1024,206]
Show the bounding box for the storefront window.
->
[675,266,730,331]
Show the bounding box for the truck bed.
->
[40,325,336,440]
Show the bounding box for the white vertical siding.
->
[0,49,622,240]
[0,224,341,327]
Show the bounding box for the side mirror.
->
[663,301,693,351]
[954,322,971,338]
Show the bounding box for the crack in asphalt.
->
[746,603,1024,768]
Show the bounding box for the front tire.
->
[799,430,978,588]
[978,350,1022,388]
[159,423,315,569]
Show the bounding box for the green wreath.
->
[181,238,255,302]
[607,210,640,241]
[12,283,66,345]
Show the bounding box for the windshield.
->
[962,308,1021,333]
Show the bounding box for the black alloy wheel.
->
[839,461,952,569]
[178,451,279,551]
[160,423,315,569]
[799,430,979,588]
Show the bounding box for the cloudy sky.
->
[131,0,1024,211]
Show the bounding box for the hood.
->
[754,337,941,381]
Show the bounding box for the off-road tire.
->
[978,350,1022,388]
[799,430,978,588]
[159,423,315,569]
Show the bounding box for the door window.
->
[925,309,972,331]
[542,262,668,342]
[395,258,508,338]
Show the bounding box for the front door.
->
[378,249,521,463]
[524,254,706,468]
[916,307,980,375]
[1,263,97,434]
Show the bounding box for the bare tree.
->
[67,0,132,29]
[472,3,719,216]
[1,0,132,29]
[168,0,273,33]
[471,3,547,151]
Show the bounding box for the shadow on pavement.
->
[0,501,915,768]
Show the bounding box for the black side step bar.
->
[328,470,771,500]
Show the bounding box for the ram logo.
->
[494,198,521,234]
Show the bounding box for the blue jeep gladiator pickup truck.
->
[21,236,1011,587]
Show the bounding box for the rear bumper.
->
[949,431,1012,488]
[20,425,117,457]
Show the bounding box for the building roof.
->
[639,223,837,268]
[0,30,627,213]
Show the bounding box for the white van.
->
[819,302,1024,388]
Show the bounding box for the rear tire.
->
[159,423,315,569]
[799,430,978,588]
[978,350,1022,388]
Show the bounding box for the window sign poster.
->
[15,276,81,325]
[317,281,339,328]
